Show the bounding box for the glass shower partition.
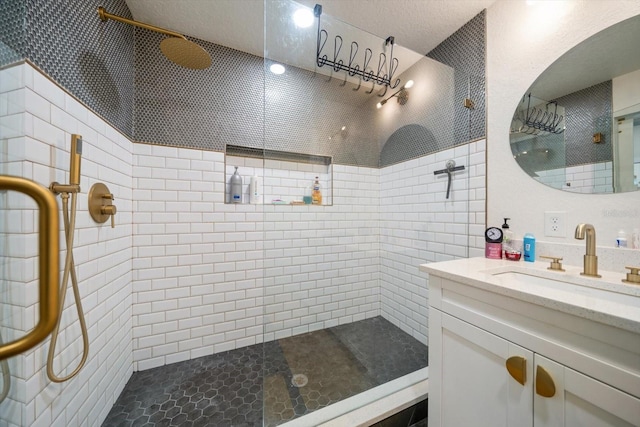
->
[260,1,471,425]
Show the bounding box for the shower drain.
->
[291,374,308,388]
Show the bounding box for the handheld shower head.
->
[70,134,82,186]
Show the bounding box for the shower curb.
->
[280,367,429,427]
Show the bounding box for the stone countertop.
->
[420,257,640,334]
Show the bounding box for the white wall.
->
[613,68,640,114]
[0,63,133,427]
[486,1,640,248]
[379,140,486,344]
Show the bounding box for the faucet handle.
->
[540,255,565,271]
[622,266,640,284]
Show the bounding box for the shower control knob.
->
[101,205,117,228]
[88,183,118,228]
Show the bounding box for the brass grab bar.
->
[0,175,60,360]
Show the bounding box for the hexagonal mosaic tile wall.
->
[25,0,135,136]
[102,316,428,427]
[427,10,486,146]
[8,0,487,168]
[556,80,612,167]
[0,0,24,66]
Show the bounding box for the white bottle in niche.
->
[230,166,243,203]
[249,176,260,204]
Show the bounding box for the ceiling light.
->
[270,63,285,75]
[293,8,314,28]
[404,80,414,89]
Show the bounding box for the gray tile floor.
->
[102,316,428,427]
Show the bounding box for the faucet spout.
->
[574,223,600,277]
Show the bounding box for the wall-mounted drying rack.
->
[512,93,565,135]
[434,160,465,199]
[313,4,401,95]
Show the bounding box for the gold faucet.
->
[574,223,601,277]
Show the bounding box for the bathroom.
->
[1,0,639,426]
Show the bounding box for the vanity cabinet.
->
[427,273,640,427]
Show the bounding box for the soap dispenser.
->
[502,218,513,250]
[230,166,243,203]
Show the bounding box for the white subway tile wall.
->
[0,63,134,427]
[535,162,613,193]
[132,149,380,368]
[379,140,486,342]
[2,64,488,426]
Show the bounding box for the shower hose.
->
[46,191,89,382]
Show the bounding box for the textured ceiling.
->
[124,0,496,57]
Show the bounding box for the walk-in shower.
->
[0,0,483,425]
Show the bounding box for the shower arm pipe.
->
[97,7,186,40]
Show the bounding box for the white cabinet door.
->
[430,310,534,427]
[534,355,640,427]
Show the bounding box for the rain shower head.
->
[97,6,212,70]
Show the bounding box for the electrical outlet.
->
[545,211,566,237]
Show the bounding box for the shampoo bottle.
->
[312,177,322,205]
[523,233,535,262]
[249,175,259,204]
[230,166,243,203]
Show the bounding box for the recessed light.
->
[293,8,314,28]
[270,63,285,75]
[404,80,414,89]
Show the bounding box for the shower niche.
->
[224,145,333,206]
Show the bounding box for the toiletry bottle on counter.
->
[502,218,513,252]
[523,233,535,262]
[616,230,628,248]
[312,177,322,205]
[632,228,640,249]
[230,166,243,203]
[484,227,503,259]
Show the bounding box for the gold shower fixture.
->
[376,80,414,109]
[97,6,212,70]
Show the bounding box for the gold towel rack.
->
[0,176,60,360]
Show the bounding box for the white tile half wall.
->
[0,63,133,427]
[380,140,486,342]
[535,161,613,194]
[131,147,381,368]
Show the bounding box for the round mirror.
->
[509,13,640,194]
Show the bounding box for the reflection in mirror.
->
[509,13,640,194]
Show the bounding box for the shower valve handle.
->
[89,183,117,228]
[101,205,117,228]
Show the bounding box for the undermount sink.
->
[421,257,640,334]
[490,270,637,307]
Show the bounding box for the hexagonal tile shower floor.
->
[102,316,428,427]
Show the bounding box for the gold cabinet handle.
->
[0,176,60,360]
[536,365,556,398]
[506,356,527,385]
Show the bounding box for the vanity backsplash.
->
[525,240,639,274]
